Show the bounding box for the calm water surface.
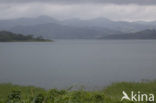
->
[0,40,156,89]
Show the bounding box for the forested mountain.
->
[0,31,51,42]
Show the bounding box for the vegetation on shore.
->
[0,81,155,103]
[0,31,52,42]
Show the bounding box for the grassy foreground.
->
[0,81,156,103]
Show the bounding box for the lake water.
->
[0,40,156,89]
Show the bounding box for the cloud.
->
[0,3,156,21]
[0,0,156,5]
[0,0,156,21]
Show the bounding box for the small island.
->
[0,31,52,42]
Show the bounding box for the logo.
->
[121,91,130,101]
[121,91,155,102]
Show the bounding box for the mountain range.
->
[102,29,156,39]
[0,16,156,39]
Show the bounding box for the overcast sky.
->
[0,0,156,21]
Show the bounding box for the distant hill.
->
[0,31,51,42]
[0,16,156,39]
[101,29,156,39]
[62,17,156,33]
[0,16,58,30]
[9,23,120,39]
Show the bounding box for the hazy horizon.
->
[1,15,156,23]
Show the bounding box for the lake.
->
[0,40,156,89]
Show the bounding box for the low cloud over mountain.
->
[0,16,156,39]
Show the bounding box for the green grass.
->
[0,83,46,102]
[0,81,156,103]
